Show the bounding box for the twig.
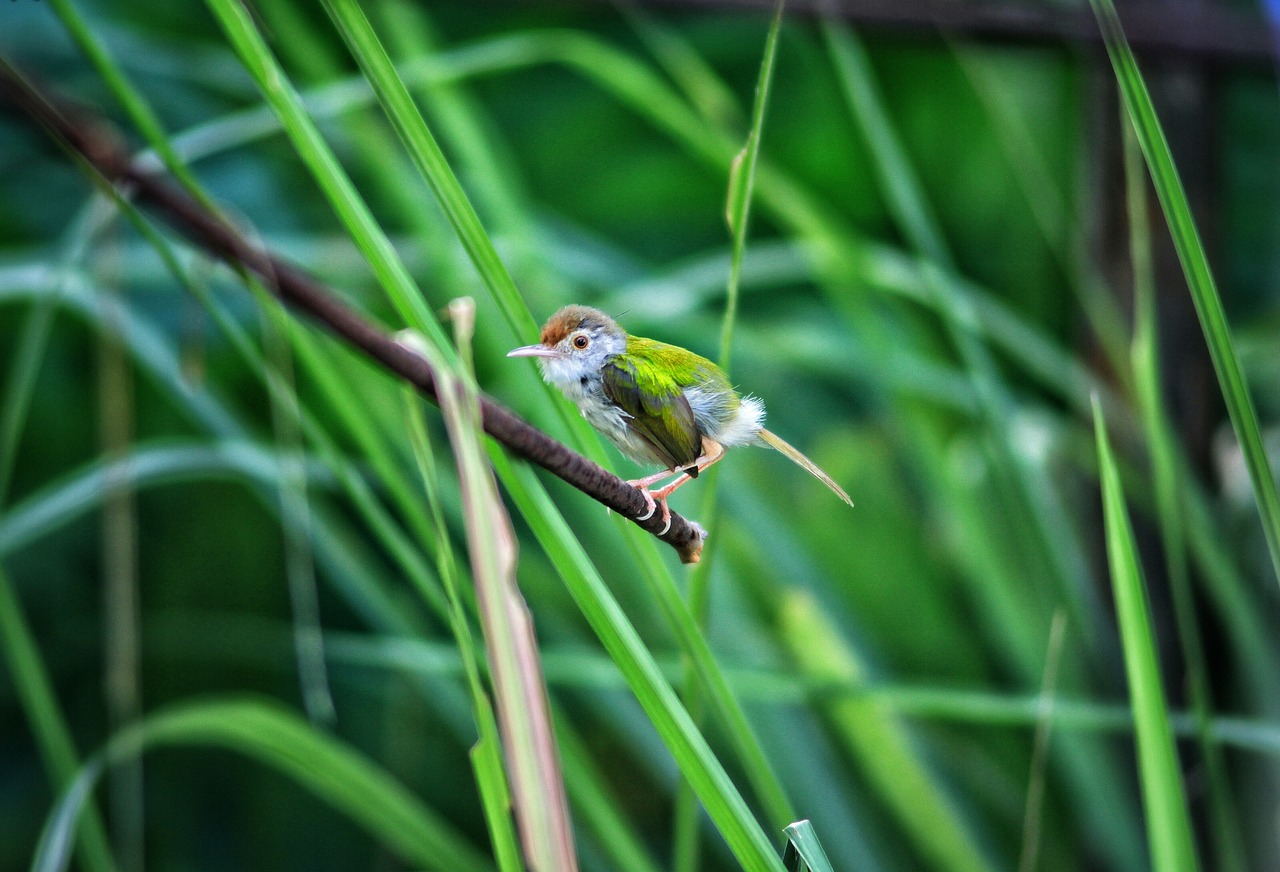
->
[0,66,707,563]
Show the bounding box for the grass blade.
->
[720,0,783,372]
[48,0,210,205]
[202,0,446,347]
[1123,111,1245,872]
[675,5,787,868]
[1093,398,1200,872]
[781,820,835,872]
[0,567,117,872]
[260,301,336,724]
[1090,0,1280,584]
[31,698,495,872]
[319,0,534,344]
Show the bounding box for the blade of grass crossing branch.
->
[1090,0,1280,585]
[202,0,447,349]
[409,301,579,872]
[48,0,213,209]
[1093,399,1200,872]
[320,0,536,343]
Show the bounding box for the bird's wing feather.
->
[602,358,701,470]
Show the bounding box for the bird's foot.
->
[628,483,657,522]
[655,495,672,535]
[624,483,672,534]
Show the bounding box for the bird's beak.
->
[507,344,560,359]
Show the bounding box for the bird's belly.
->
[578,399,667,468]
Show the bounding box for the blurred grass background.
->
[3,0,1280,870]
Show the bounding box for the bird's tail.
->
[757,428,853,507]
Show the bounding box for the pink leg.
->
[627,466,685,490]
[632,440,727,534]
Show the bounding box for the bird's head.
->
[507,305,627,387]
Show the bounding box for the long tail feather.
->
[757,428,853,507]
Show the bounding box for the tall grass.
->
[2,2,1278,870]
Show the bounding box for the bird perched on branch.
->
[509,305,852,533]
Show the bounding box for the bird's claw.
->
[630,484,657,521]
[657,498,671,535]
[624,478,675,535]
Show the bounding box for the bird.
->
[508,305,852,534]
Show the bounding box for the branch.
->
[0,66,707,563]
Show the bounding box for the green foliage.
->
[2,1,1279,870]
[1093,400,1200,872]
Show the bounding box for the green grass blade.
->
[552,712,664,872]
[374,5,535,243]
[720,0,783,373]
[48,0,211,206]
[319,0,534,344]
[622,5,742,129]
[0,198,109,507]
[335,627,1280,756]
[0,297,59,509]
[782,820,835,872]
[1089,0,1280,584]
[1093,398,1200,872]
[674,7,785,868]
[260,301,336,724]
[0,442,293,557]
[250,0,466,298]
[31,698,495,872]
[822,17,1096,632]
[821,21,948,267]
[1124,113,1245,872]
[202,0,446,347]
[468,730,524,872]
[0,567,117,872]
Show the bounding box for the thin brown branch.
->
[0,66,707,563]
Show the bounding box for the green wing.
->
[602,356,702,471]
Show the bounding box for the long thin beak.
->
[507,344,560,359]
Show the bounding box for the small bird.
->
[508,305,852,533]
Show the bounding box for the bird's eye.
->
[573,335,589,349]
